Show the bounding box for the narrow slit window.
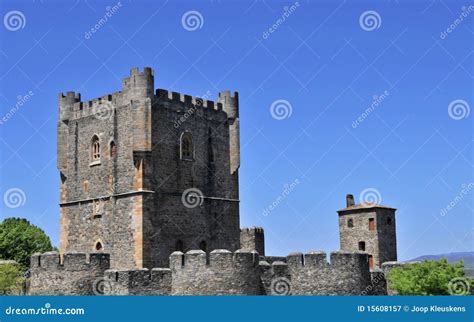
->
[110,141,116,158]
[369,218,375,231]
[347,218,354,228]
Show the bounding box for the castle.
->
[28,67,401,295]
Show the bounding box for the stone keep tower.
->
[57,67,241,269]
[337,194,397,269]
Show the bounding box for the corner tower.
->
[218,90,240,195]
[58,67,155,269]
[337,194,397,269]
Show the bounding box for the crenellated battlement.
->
[77,92,120,109]
[130,66,154,77]
[240,227,265,255]
[57,67,237,122]
[59,91,81,103]
[30,251,109,270]
[241,226,264,234]
[27,249,389,296]
[287,251,372,295]
[28,252,110,295]
[287,251,369,269]
[170,249,261,295]
[104,268,171,295]
[170,249,259,270]
[155,89,223,112]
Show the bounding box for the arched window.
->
[109,141,116,158]
[347,218,354,228]
[358,241,366,251]
[180,132,194,160]
[95,241,103,251]
[175,240,184,252]
[91,135,100,161]
[199,241,207,252]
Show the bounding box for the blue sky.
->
[0,0,472,261]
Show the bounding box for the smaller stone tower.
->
[337,194,397,269]
[218,91,240,187]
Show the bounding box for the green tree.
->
[0,218,54,269]
[0,262,24,294]
[388,259,470,295]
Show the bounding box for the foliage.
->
[0,217,53,268]
[388,259,470,295]
[0,262,24,294]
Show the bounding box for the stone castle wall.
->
[28,249,388,296]
[28,252,110,295]
[240,227,265,256]
[170,249,261,295]
[104,268,171,295]
[286,251,372,295]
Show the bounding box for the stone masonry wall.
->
[240,227,265,256]
[170,249,261,295]
[28,249,384,296]
[148,90,240,267]
[28,252,110,295]
[104,268,171,295]
[260,260,292,295]
[287,251,372,295]
[338,207,397,269]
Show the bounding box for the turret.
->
[58,92,80,172]
[218,91,240,175]
[337,194,397,270]
[122,67,154,102]
[59,91,80,122]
